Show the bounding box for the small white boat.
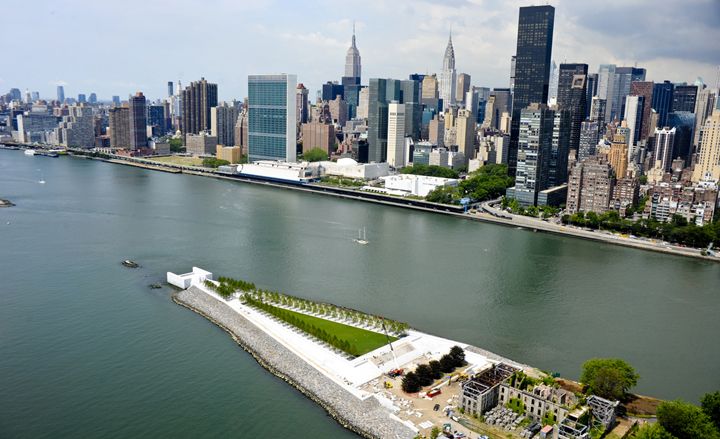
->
[24,149,36,156]
[354,227,369,245]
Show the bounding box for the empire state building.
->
[344,24,361,81]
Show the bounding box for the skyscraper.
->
[549,109,571,187]
[167,81,173,98]
[456,73,471,105]
[78,94,86,104]
[148,104,168,136]
[368,78,390,163]
[578,120,600,162]
[654,127,676,171]
[566,155,614,215]
[623,95,644,147]
[585,73,598,116]
[556,63,588,153]
[692,110,720,182]
[456,108,476,164]
[400,79,421,140]
[247,74,297,162]
[296,83,309,124]
[508,5,555,175]
[57,85,65,103]
[109,107,130,148]
[321,82,344,101]
[128,92,147,149]
[421,74,440,112]
[548,61,559,104]
[506,103,555,206]
[182,77,218,135]
[210,103,239,146]
[612,67,645,120]
[694,88,718,147]
[88,93,97,104]
[387,102,406,168]
[608,134,629,178]
[596,64,616,121]
[672,85,698,113]
[652,81,675,128]
[630,81,654,141]
[344,23,361,81]
[439,33,457,111]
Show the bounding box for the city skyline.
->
[4,0,719,101]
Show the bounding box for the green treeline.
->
[401,164,459,179]
[562,211,720,249]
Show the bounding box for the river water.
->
[1,149,718,438]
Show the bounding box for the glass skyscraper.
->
[248,74,297,162]
[556,63,588,153]
[652,81,675,128]
[508,5,555,175]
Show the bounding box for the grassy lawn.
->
[148,155,205,166]
[258,302,396,356]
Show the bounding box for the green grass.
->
[254,300,396,356]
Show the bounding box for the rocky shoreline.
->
[172,287,416,439]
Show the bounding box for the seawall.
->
[172,287,417,439]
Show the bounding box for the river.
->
[1,149,718,438]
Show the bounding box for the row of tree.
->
[243,294,361,356]
[501,196,560,219]
[247,289,410,336]
[425,164,514,204]
[204,277,257,299]
[216,276,255,292]
[562,210,720,248]
[204,279,235,299]
[633,392,720,439]
[205,275,410,336]
[401,346,466,393]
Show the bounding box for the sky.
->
[3,0,719,102]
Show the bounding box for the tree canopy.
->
[302,147,329,162]
[425,164,513,204]
[580,358,639,401]
[401,164,459,179]
[656,399,720,439]
[702,391,720,431]
[632,423,676,439]
[202,157,230,168]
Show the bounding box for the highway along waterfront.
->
[1,148,719,438]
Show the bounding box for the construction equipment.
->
[388,368,404,378]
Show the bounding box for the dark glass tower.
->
[672,85,698,113]
[368,78,389,163]
[557,63,588,153]
[508,5,555,175]
[652,81,674,128]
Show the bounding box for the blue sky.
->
[4,0,719,102]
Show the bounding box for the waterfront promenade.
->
[106,151,719,263]
[4,144,717,262]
